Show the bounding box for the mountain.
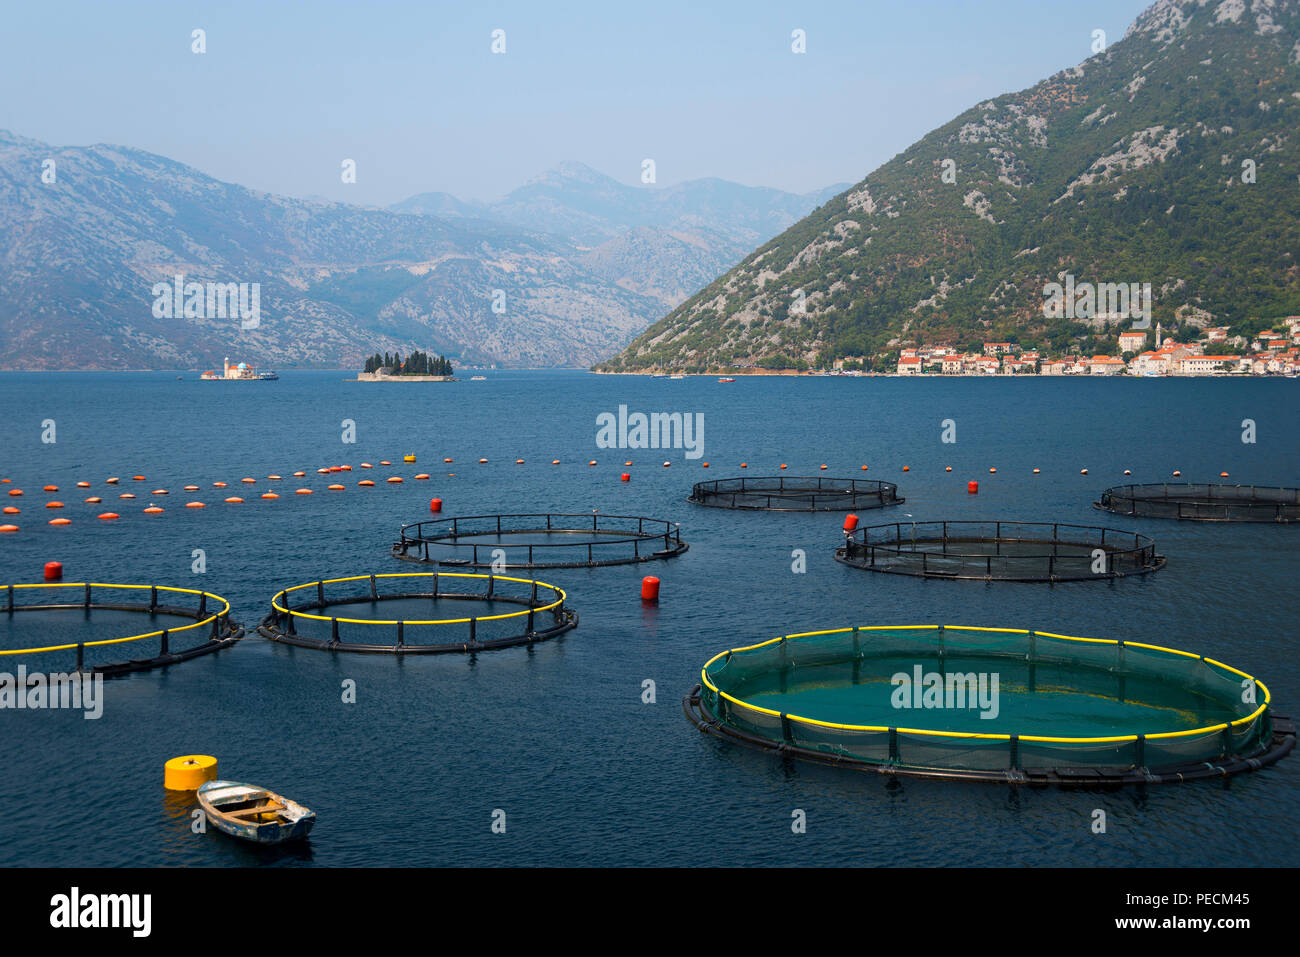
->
[599,0,1300,373]
[0,136,844,370]
[393,162,848,319]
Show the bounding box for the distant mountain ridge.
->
[0,138,844,369]
[600,0,1300,373]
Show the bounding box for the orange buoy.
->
[268,475,282,480]
[295,489,313,495]
[106,477,119,484]
[241,477,256,484]
[902,466,909,472]
[641,576,660,602]
[328,484,345,491]
[0,525,18,533]
[1172,470,1181,477]
[361,463,373,469]
[552,460,560,466]
[185,502,205,508]
[1080,468,1088,475]
[1123,470,1131,476]
[861,465,869,471]
[1033,468,1041,474]
[444,458,453,464]
[621,473,630,482]
[740,462,747,468]
[184,485,200,491]
[702,462,709,468]
[340,465,352,472]
[430,498,442,513]
[968,481,979,494]
[989,467,997,474]
[85,496,102,504]
[224,496,244,503]
[588,460,597,467]
[663,461,671,467]
[293,471,306,477]
[358,480,375,487]
[779,464,787,470]
[414,473,430,480]
[317,469,330,475]
[143,506,164,514]
[48,518,71,526]
[43,485,58,492]
[76,482,90,488]
[44,561,63,580]
[387,477,403,483]
[261,492,280,499]
[98,512,120,520]
[819,464,827,471]
[1220,471,1229,477]
[515,459,525,465]
[478,458,487,464]
[7,489,22,497]
[119,493,136,499]
[843,514,859,532]
[132,475,145,481]
[380,460,392,466]
[624,461,632,467]
[45,501,64,509]
[213,481,228,488]
[2,506,17,514]
[152,489,168,495]
[945,466,952,472]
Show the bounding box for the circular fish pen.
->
[391,513,688,569]
[685,624,1294,786]
[1095,483,1300,523]
[688,476,903,512]
[835,521,1165,582]
[258,572,577,654]
[1,583,243,675]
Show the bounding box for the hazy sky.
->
[1,0,1152,205]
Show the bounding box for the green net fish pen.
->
[1,583,243,675]
[1095,483,1300,522]
[685,625,1294,786]
[391,513,688,568]
[688,476,903,512]
[834,521,1165,581]
[258,572,577,654]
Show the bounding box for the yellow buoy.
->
[164,754,218,791]
[404,454,417,463]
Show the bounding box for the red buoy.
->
[641,576,660,602]
[44,561,63,581]
[620,473,630,482]
[429,498,442,513]
[843,514,859,532]
[968,481,979,494]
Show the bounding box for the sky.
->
[0,0,1153,206]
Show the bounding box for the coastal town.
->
[888,318,1300,377]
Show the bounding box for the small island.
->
[356,350,456,382]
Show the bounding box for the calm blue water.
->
[0,371,1296,866]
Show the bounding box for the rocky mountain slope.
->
[0,137,840,370]
[600,0,1300,372]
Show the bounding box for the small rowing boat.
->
[197,780,315,844]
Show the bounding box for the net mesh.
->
[700,627,1270,774]
[689,476,902,512]
[1096,483,1300,522]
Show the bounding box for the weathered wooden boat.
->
[197,780,315,844]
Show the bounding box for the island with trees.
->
[356,351,456,382]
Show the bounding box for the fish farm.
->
[258,571,577,653]
[685,624,1295,785]
[391,512,688,568]
[0,582,243,675]
[1094,483,1300,522]
[834,521,1166,582]
[688,475,904,512]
